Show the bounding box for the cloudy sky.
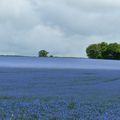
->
[0,0,120,57]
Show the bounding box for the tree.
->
[38,50,49,57]
[99,42,108,59]
[49,55,54,57]
[105,43,120,59]
[86,42,120,60]
[86,44,101,59]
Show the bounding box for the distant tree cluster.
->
[86,42,120,60]
[38,50,53,57]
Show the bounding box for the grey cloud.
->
[35,0,120,35]
[0,0,120,57]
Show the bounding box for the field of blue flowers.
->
[0,57,120,120]
[0,96,119,120]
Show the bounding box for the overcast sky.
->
[0,0,120,57]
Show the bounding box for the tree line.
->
[38,42,120,60]
[86,42,120,60]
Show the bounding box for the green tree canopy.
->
[86,42,120,60]
[38,50,49,57]
[86,44,101,59]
